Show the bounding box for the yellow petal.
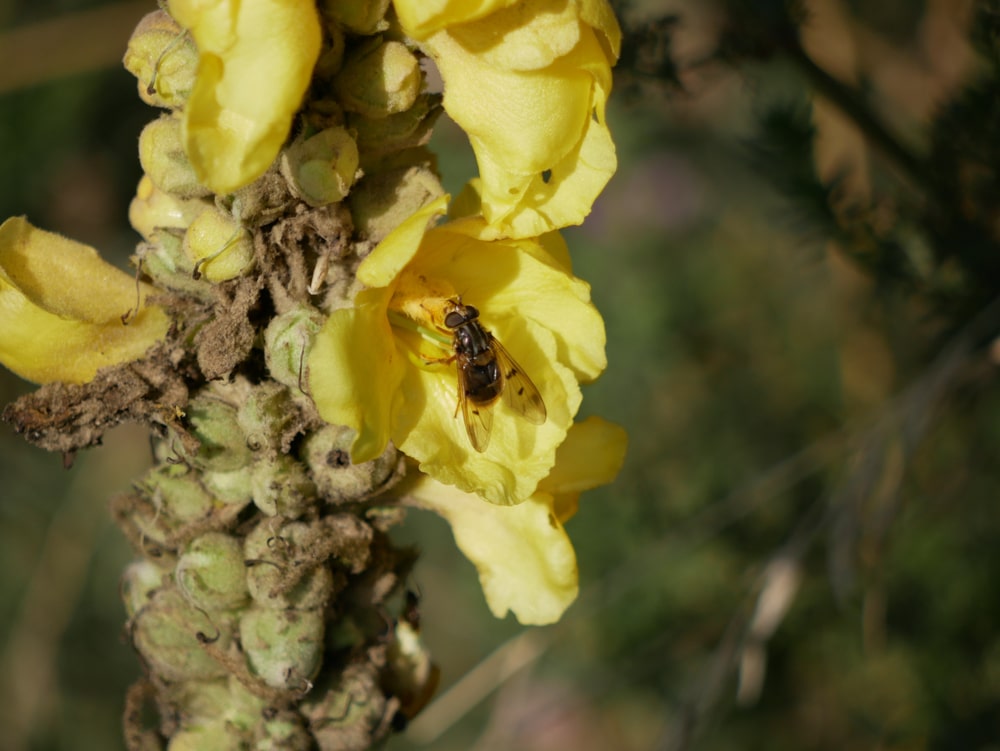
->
[308,287,405,461]
[167,0,322,194]
[422,222,606,382]
[473,80,615,237]
[420,7,617,237]
[384,227,603,504]
[539,416,627,522]
[445,0,583,72]
[405,475,578,625]
[428,27,592,176]
[357,194,449,288]
[579,0,622,60]
[395,323,580,505]
[0,217,170,384]
[393,0,519,40]
[310,202,608,505]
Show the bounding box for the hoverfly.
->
[442,298,546,452]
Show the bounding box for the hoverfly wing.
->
[494,340,547,425]
[457,365,495,452]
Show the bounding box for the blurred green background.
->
[4,1,1000,749]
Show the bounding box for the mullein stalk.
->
[117,4,440,748]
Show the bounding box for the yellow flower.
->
[309,195,606,505]
[402,417,627,625]
[394,0,621,239]
[166,0,322,195]
[0,217,170,384]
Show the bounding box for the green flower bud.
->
[280,127,361,207]
[138,463,216,524]
[301,661,387,751]
[201,467,254,507]
[264,305,325,390]
[301,423,400,505]
[350,94,442,170]
[335,39,421,119]
[122,463,242,552]
[250,454,318,518]
[348,164,445,245]
[245,520,336,610]
[129,174,210,241]
[254,714,312,750]
[121,559,168,619]
[139,115,212,198]
[135,232,212,298]
[163,676,266,737]
[179,392,253,472]
[236,381,297,454]
[132,588,235,682]
[162,679,249,731]
[168,722,245,751]
[321,0,390,35]
[123,10,197,109]
[240,607,324,690]
[175,532,250,611]
[183,207,255,283]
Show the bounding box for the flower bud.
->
[302,660,387,751]
[350,94,442,170]
[178,392,253,472]
[250,454,318,518]
[335,39,421,119]
[236,381,297,453]
[321,0,390,35]
[168,722,245,751]
[183,206,255,283]
[280,127,361,207]
[254,715,312,750]
[264,304,325,390]
[301,424,400,504]
[201,467,254,507]
[135,232,211,298]
[139,115,212,198]
[162,677,261,734]
[129,175,209,241]
[240,607,324,689]
[138,463,216,525]
[121,559,168,619]
[348,164,444,245]
[123,10,197,109]
[175,532,250,611]
[245,520,336,609]
[132,588,235,681]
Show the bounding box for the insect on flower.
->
[441,298,546,452]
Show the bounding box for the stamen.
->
[386,309,450,347]
[387,309,453,370]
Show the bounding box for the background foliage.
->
[3,0,1000,749]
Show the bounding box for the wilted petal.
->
[0,217,170,384]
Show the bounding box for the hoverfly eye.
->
[444,312,464,329]
[465,305,479,319]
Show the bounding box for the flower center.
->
[386,308,452,369]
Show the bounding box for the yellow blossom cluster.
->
[0,0,626,625]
